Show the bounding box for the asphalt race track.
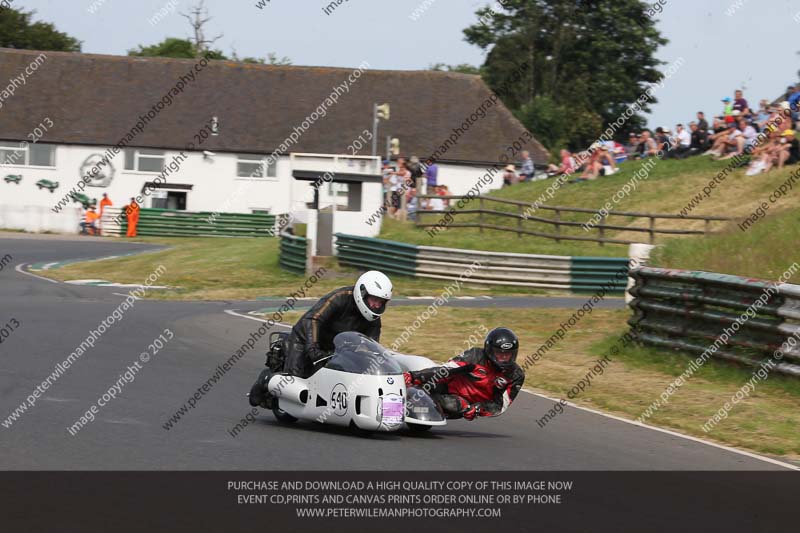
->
[0,235,795,471]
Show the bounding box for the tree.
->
[180,0,223,55]
[0,8,81,51]
[429,63,482,75]
[128,37,225,59]
[464,0,667,153]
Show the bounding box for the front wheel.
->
[406,423,433,433]
[272,401,297,424]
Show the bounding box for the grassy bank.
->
[271,305,800,459]
[652,208,800,280]
[399,156,800,257]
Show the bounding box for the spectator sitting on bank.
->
[706,122,744,159]
[687,122,709,156]
[638,131,659,158]
[518,151,534,182]
[777,129,800,169]
[578,146,606,181]
[502,164,518,187]
[547,149,577,177]
[666,124,691,159]
[624,133,639,157]
[737,118,758,151]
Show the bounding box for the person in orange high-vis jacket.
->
[98,194,113,236]
[99,193,112,216]
[82,206,100,235]
[125,198,140,237]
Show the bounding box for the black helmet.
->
[484,327,519,369]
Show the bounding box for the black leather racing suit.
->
[408,348,525,419]
[283,286,381,377]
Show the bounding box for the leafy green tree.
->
[429,63,482,75]
[128,38,226,59]
[464,0,667,152]
[0,8,81,51]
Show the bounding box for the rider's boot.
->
[248,368,275,409]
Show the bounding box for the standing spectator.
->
[99,193,112,217]
[408,156,424,191]
[406,187,419,221]
[390,158,411,217]
[125,198,140,238]
[696,112,709,133]
[721,97,734,119]
[502,165,517,187]
[733,90,751,117]
[425,161,438,191]
[518,151,534,182]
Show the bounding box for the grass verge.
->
[41,237,547,300]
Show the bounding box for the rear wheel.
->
[406,423,433,433]
[272,401,297,424]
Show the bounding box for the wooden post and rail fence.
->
[414,195,730,246]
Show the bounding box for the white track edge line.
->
[522,388,799,471]
[224,309,292,328]
[15,263,59,284]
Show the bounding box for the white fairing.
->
[268,369,406,431]
[389,352,440,372]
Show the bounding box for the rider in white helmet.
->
[249,271,392,407]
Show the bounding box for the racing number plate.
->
[381,396,404,426]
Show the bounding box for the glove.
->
[403,372,413,387]
[462,403,481,421]
[494,376,509,389]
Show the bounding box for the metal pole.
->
[372,103,378,156]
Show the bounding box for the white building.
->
[0,49,548,236]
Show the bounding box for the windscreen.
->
[326,332,404,375]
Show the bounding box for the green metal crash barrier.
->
[335,233,629,292]
[279,233,308,275]
[120,209,276,237]
[628,267,800,376]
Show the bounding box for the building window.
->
[124,149,165,172]
[0,142,56,167]
[237,154,277,178]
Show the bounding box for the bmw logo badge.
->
[387,377,394,384]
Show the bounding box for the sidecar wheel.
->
[406,423,432,433]
[272,402,297,424]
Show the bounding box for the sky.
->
[17,0,800,135]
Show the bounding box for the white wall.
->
[0,143,502,236]
[0,204,81,233]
